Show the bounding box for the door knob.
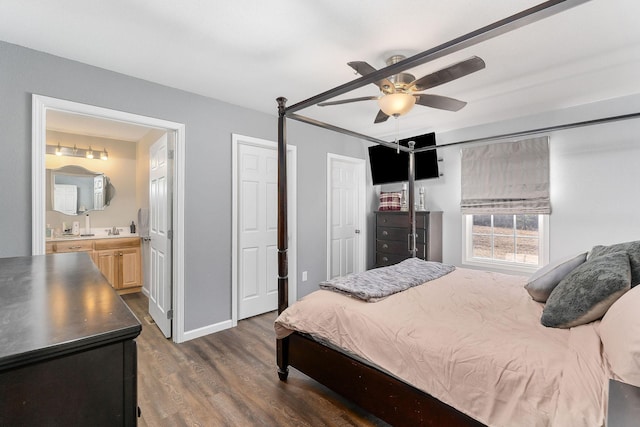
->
[355,229,360,234]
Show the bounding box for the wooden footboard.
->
[277,332,486,427]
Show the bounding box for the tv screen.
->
[368,132,439,185]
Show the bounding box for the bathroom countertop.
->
[47,232,140,242]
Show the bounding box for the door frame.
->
[231,134,297,326]
[326,153,366,279]
[31,94,187,343]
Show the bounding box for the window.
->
[463,214,549,273]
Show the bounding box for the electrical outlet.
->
[302,271,308,282]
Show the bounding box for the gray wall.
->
[0,41,365,333]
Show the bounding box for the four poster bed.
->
[273,1,640,426]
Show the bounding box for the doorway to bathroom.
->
[31,95,186,342]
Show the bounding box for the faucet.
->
[108,226,120,236]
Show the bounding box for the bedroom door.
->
[148,133,173,338]
[327,154,366,279]
[233,135,296,322]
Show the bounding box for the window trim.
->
[462,214,550,274]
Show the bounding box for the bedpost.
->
[276,96,289,314]
[276,96,290,381]
[408,141,417,257]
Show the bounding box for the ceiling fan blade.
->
[411,56,486,91]
[374,110,389,124]
[348,61,395,94]
[415,94,467,111]
[317,96,378,107]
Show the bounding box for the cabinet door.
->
[96,250,117,287]
[119,247,142,289]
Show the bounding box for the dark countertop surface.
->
[0,252,141,371]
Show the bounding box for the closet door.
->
[237,143,279,319]
[327,154,366,279]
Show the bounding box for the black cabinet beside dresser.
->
[375,211,443,267]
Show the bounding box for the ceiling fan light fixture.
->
[378,93,416,117]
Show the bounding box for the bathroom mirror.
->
[51,165,114,215]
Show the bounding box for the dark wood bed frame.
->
[274,1,593,426]
[278,333,485,426]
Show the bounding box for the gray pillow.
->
[525,252,587,302]
[541,251,631,329]
[589,240,640,287]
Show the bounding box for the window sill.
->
[462,259,539,276]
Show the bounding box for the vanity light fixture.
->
[45,143,108,161]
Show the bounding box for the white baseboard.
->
[181,319,233,342]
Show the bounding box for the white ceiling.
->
[2,0,640,141]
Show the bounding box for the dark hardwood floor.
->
[121,293,389,427]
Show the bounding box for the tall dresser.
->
[375,211,443,267]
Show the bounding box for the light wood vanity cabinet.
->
[93,238,142,293]
[47,237,142,294]
[48,239,94,253]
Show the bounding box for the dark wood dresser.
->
[0,252,142,426]
[375,211,443,267]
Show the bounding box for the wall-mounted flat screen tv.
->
[368,132,439,185]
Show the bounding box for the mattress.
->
[275,267,610,427]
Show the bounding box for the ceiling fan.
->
[318,55,486,123]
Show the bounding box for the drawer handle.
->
[382,256,388,262]
[382,243,388,249]
[69,246,82,249]
[382,231,388,236]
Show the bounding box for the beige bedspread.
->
[275,267,610,427]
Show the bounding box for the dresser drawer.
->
[377,227,427,243]
[377,240,425,257]
[377,239,410,256]
[377,226,406,241]
[52,240,93,253]
[376,252,408,267]
[377,213,407,228]
[377,212,427,228]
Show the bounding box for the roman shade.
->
[460,136,550,214]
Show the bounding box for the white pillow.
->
[599,285,640,386]
[525,252,587,302]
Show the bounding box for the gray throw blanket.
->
[319,257,455,302]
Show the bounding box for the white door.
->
[149,133,172,338]
[233,135,296,321]
[238,143,279,319]
[327,154,366,279]
[53,184,77,215]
